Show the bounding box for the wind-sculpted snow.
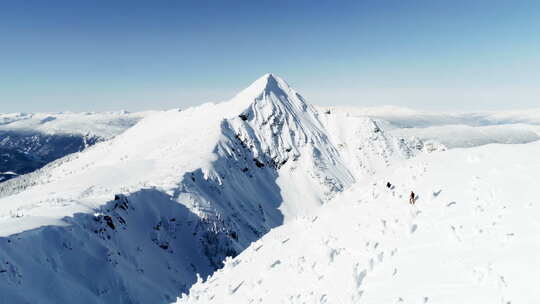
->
[229,74,355,216]
[179,140,540,304]
[0,74,419,303]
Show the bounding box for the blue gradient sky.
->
[1,0,539,112]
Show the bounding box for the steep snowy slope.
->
[0,111,152,182]
[318,111,429,182]
[179,140,540,304]
[323,106,540,148]
[0,74,416,303]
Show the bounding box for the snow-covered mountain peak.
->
[241,73,291,96]
[221,73,328,169]
[0,74,432,303]
[233,73,316,134]
[229,73,304,110]
[256,73,294,98]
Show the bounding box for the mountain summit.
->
[228,73,304,112]
[0,74,420,303]
[236,73,291,97]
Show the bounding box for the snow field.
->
[0,73,538,303]
[179,140,540,304]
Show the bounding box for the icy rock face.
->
[228,74,354,203]
[233,74,330,167]
[0,192,217,303]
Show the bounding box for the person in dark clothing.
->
[386,182,392,189]
[409,191,416,205]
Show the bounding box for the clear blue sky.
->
[1,0,539,112]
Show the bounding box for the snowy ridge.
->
[178,140,540,304]
[319,111,426,181]
[233,74,336,171]
[1,76,537,303]
[228,74,355,215]
[0,74,418,303]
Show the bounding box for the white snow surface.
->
[0,74,416,237]
[1,74,539,303]
[0,74,419,303]
[179,140,540,304]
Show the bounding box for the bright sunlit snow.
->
[179,140,540,304]
[0,74,538,304]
